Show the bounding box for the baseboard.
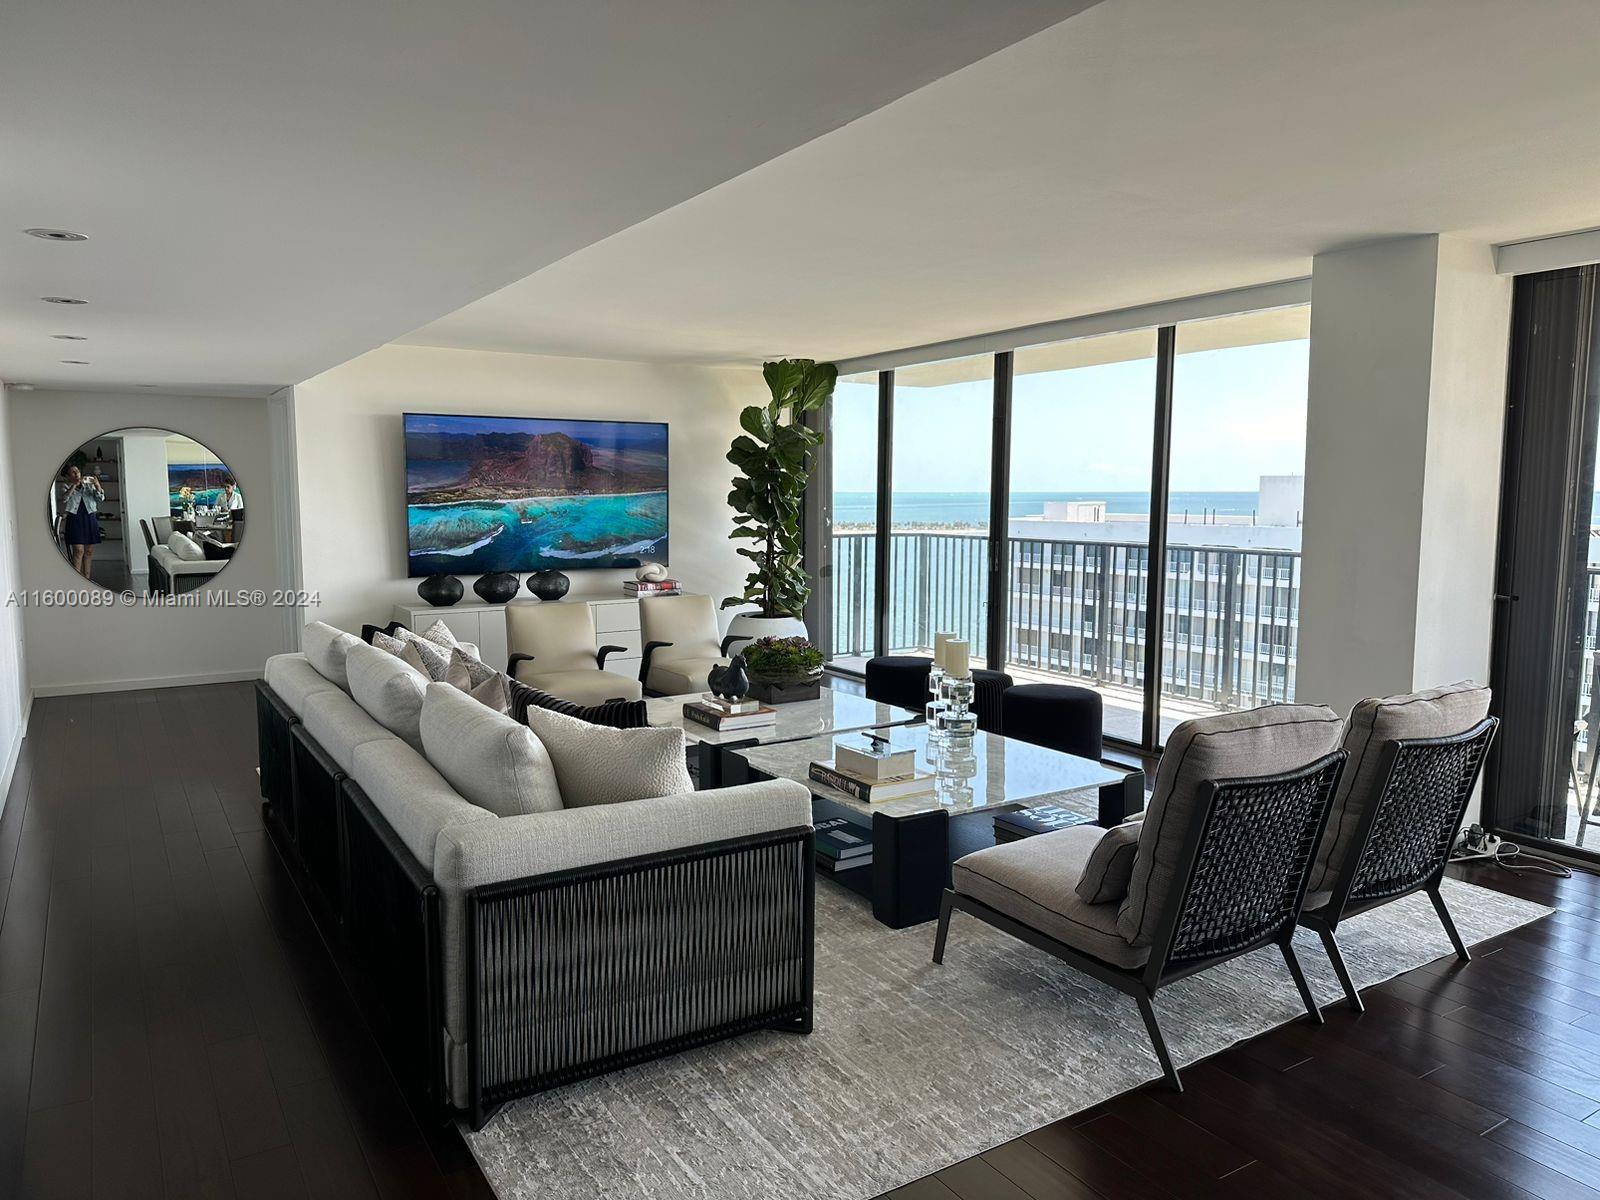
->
[32,668,263,698]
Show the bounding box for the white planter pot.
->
[724,613,807,653]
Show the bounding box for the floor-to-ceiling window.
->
[826,372,880,665]
[1162,307,1310,739]
[815,298,1313,753]
[1006,331,1157,743]
[887,355,993,663]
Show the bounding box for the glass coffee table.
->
[646,688,921,785]
[726,723,1145,929]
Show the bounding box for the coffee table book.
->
[682,701,778,732]
[993,803,1095,843]
[699,694,762,715]
[834,736,915,782]
[813,816,873,871]
[808,759,935,804]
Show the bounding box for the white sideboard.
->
[391,596,648,679]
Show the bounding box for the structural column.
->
[1297,235,1512,716]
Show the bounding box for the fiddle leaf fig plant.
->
[723,358,837,619]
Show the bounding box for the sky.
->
[831,338,1310,494]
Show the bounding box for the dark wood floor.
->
[0,685,493,1199]
[2,683,1596,1199]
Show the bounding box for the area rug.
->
[466,876,1550,1200]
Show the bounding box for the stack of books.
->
[993,804,1094,843]
[624,578,682,597]
[808,758,934,804]
[813,817,873,874]
[681,694,778,732]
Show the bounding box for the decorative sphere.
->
[417,574,464,607]
[528,570,571,602]
[473,572,519,604]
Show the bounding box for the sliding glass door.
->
[886,355,994,664]
[1005,331,1157,743]
[814,302,1313,753]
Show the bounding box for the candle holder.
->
[936,673,977,763]
[925,663,947,743]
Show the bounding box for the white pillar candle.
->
[933,631,954,670]
[944,639,971,679]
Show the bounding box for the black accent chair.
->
[934,702,1347,1091]
[1002,683,1104,761]
[138,517,156,552]
[863,655,1011,733]
[1300,714,1499,1012]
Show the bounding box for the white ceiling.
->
[404,0,1600,367]
[0,0,1086,393]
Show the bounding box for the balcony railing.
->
[829,529,1301,711]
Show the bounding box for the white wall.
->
[291,344,762,634]
[118,430,172,581]
[7,389,291,694]
[1299,235,1510,716]
[0,384,29,816]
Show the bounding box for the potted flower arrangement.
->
[741,635,825,704]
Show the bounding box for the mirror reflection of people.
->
[59,464,105,581]
[219,477,243,519]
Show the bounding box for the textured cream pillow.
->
[446,648,509,713]
[522,703,692,807]
[420,683,561,817]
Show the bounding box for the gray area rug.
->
[466,876,1550,1200]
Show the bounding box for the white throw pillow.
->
[346,642,428,751]
[522,703,692,807]
[421,683,561,817]
[166,532,204,561]
[302,621,361,691]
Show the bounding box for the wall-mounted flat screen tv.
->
[404,413,668,577]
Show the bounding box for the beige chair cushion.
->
[299,688,393,774]
[953,826,1148,969]
[506,601,602,674]
[647,656,726,696]
[639,595,724,694]
[522,668,643,706]
[1307,681,1492,895]
[1118,704,1343,946]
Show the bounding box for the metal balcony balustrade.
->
[828,529,1301,713]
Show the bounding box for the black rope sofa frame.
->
[254,678,815,1129]
[1299,717,1499,1012]
[932,750,1348,1091]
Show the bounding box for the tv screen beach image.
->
[403,414,668,576]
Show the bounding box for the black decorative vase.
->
[417,574,463,607]
[527,570,571,602]
[473,572,519,604]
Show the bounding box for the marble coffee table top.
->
[646,688,920,746]
[736,722,1129,819]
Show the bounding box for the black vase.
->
[473,571,519,604]
[527,569,571,602]
[417,574,463,607]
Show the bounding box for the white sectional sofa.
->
[256,628,815,1129]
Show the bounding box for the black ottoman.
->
[1002,683,1104,760]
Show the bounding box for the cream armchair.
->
[505,602,642,704]
[638,594,742,695]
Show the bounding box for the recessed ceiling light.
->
[11,384,34,392]
[24,228,88,242]
[59,359,90,365]
[51,334,87,341]
[41,296,87,305]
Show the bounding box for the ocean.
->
[832,490,1261,527]
[407,490,668,576]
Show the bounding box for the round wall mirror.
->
[50,428,245,594]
